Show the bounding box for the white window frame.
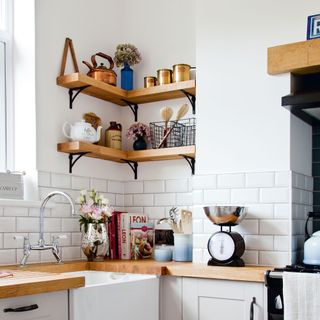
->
[0,0,14,172]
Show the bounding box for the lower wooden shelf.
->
[57,142,196,178]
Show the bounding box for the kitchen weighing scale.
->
[203,206,246,267]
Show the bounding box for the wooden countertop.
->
[0,260,271,298]
[0,269,84,299]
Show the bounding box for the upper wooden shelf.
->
[57,73,196,106]
[268,38,320,75]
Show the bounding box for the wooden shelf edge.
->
[268,38,320,75]
[56,73,196,106]
[57,142,195,163]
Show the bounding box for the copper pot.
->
[82,52,117,86]
[172,64,191,82]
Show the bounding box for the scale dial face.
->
[208,231,236,262]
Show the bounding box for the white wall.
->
[195,0,317,176]
[35,0,196,181]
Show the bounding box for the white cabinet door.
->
[183,278,264,320]
[160,276,183,320]
[0,290,68,320]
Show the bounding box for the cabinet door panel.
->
[199,297,245,320]
[0,291,68,320]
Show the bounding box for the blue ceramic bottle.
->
[121,62,133,90]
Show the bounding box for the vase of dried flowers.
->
[78,189,113,261]
[126,122,151,150]
[114,44,142,90]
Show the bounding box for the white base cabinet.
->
[160,277,265,320]
[0,291,68,320]
[183,278,265,320]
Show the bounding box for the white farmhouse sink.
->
[65,271,159,320]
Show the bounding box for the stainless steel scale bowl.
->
[204,206,246,226]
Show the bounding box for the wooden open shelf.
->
[268,38,320,75]
[57,142,196,178]
[57,72,196,106]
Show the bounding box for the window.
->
[0,0,13,172]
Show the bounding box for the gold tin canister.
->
[144,76,157,88]
[172,64,191,82]
[157,69,172,85]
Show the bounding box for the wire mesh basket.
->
[149,118,196,149]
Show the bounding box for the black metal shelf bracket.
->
[181,155,195,175]
[68,86,90,109]
[122,159,138,180]
[68,152,89,173]
[181,90,196,114]
[122,99,139,121]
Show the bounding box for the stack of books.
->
[108,212,154,260]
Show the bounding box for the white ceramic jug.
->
[304,231,320,266]
[62,120,102,143]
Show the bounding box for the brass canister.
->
[144,76,157,88]
[172,64,191,82]
[157,69,172,85]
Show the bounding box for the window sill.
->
[0,198,54,208]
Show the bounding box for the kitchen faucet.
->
[17,191,76,266]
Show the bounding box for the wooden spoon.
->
[157,104,189,148]
[160,107,173,148]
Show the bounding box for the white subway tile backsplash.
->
[203,220,221,234]
[51,233,71,246]
[133,194,154,206]
[192,190,203,205]
[193,219,203,233]
[275,172,291,187]
[72,233,82,246]
[274,236,290,251]
[125,181,143,194]
[246,204,274,219]
[143,207,165,219]
[17,217,39,232]
[154,193,175,206]
[242,250,259,265]
[259,251,290,266]
[4,233,27,249]
[61,218,80,232]
[71,176,90,190]
[193,234,209,249]
[274,204,291,219]
[231,188,259,203]
[62,246,81,260]
[165,179,189,192]
[51,173,71,189]
[244,235,273,250]
[192,175,217,190]
[260,188,289,203]
[260,219,289,235]
[0,234,3,248]
[203,189,230,203]
[0,249,17,265]
[4,207,28,216]
[116,194,124,206]
[0,217,15,232]
[217,173,245,188]
[193,206,206,219]
[144,180,165,193]
[38,171,51,187]
[305,176,313,192]
[17,249,40,264]
[51,203,72,217]
[44,218,61,232]
[176,193,193,206]
[108,181,124,194]
[90,178,107,192]
[246,172,274,188]
[234,220,259,235]
[124,194,133,206]
[0,207,3,216]
[125,207,144,214]
[192,248,203,263]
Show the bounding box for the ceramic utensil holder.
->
[173,234,193,262]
